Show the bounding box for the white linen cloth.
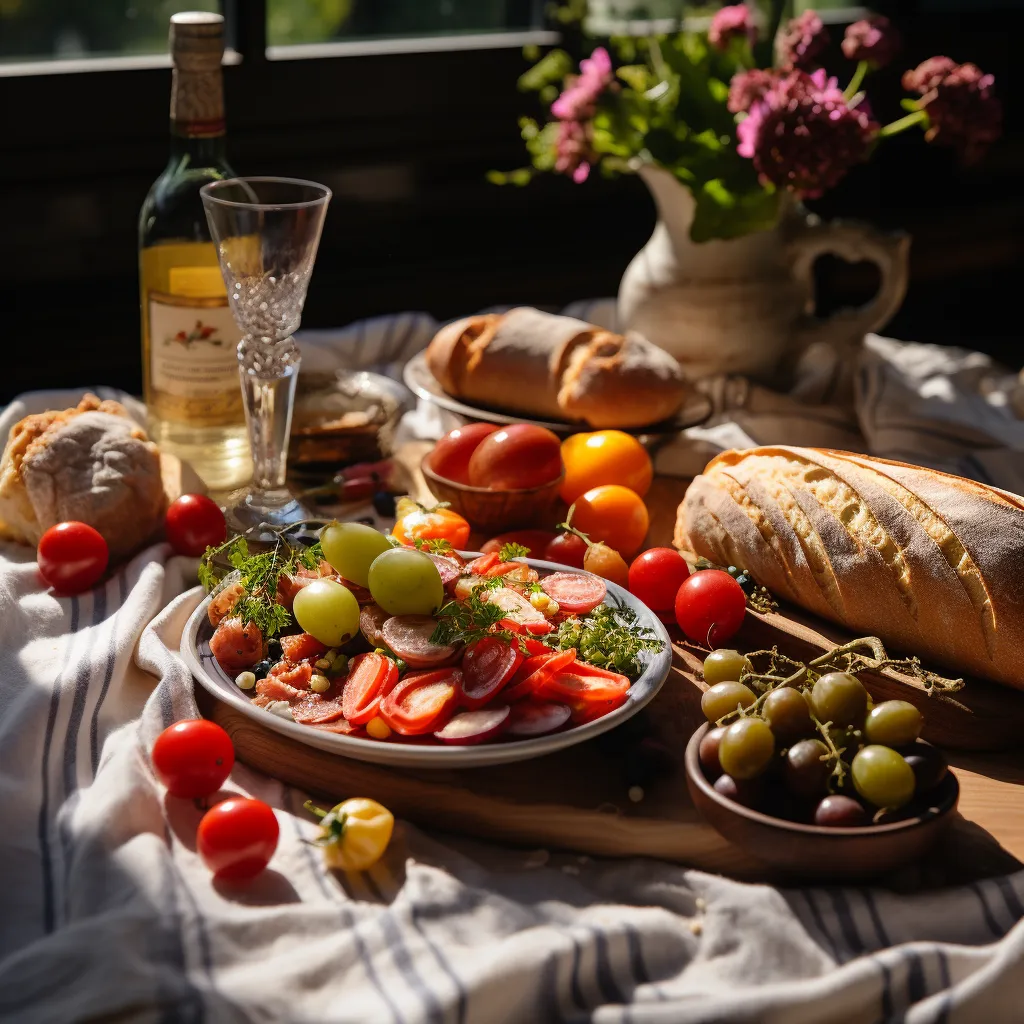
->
[1,326,1023,1023]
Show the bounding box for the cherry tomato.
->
[480,530,558,558]
[428,423,499,483]
[674,569,748,647]
[197,797,279,882]
[393,507,471,550]
[629,548,691,616]
[544,532,587,569]
[378,668,460,735]
[560,430,653,505]
[571,485,649,558]
[37,521,108,594]
[467,424,563,490]
[165,494,227,557]
[152,720,235,799]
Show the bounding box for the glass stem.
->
[238,335,299,509]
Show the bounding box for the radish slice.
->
[505,702,572,737]
[434,706,510,745]
[381,615,457,668]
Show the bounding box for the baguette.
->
[425,307,687,428]
[676,446,1024,689]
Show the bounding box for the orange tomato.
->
[392,507,471,550]
[570,485,649,558]
[560,430,653,505]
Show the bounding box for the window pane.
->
[0,0,219,63]
[267,0,544,47]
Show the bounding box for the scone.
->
[0,395,167,560]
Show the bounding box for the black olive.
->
[373,491,396,518]
[253,658,275,680]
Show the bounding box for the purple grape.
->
[814,794,868,828]
[699,727,726,779]
[904,743,947,794]
[713,773,762,808]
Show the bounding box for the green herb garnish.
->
[430,588,535,652]
[415,537,456,555]
[498,542,531,561]
[555,601,661,677]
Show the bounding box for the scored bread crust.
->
[676,446,1024,690]
[424,308,686,428]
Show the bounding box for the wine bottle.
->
[139,11,250,491]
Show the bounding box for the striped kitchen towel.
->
[0,388,1023,1023]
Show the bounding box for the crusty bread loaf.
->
[676,446,1024,689]
[425,307,687,428]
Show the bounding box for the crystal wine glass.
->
[201,176,331,531]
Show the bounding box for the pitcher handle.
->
[789,215,911,357]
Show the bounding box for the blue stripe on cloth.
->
[797,890,841,961]
[585,924,627,1007]
[970,881,1008,939]
[904,949,926,1007]
[623,923,650,987]
[860,890,891,948]
[282,787,403,1023]
[158,826,205,1024]
[62,585,106,799]
[408,902,468,1024]
[826,889,866,958]
[567,933,586,1015]
[37,596,81,934]
[992,875,1024,925]
[91,571,127,772]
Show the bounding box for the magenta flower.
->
[728,68,776,114]
[709,4,756,51]
[903,58,1002,164]
[551,47,613,122]
[842,15,901,68]
[737,68,878,197]
[554,120,595,184]
[777,10,829,70]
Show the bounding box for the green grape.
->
[320,522,392,588]
[763,686,814,744]
[701,680,756,724]
[784,738,831,799]
[809,672,868,729]
[367,548,445,616]
[864,700,924,748]
[293,579,360,647]
[702,649,752,685]
[851,745,916,809]
[718,718,775,780]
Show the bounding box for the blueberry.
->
[373,491,396,518]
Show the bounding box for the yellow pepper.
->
[304,798,394,872]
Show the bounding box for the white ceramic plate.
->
[402,350,713,437]
[182,558,673,769]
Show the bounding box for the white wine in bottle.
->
[139,11,250,490]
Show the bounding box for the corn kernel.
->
[309,673,331,693]
[235,671,256,690]
[366,717,392,741]
[529,591,558,616]
[314,657,332,671]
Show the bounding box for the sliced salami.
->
[540,572,607,615]
[359,603,391,648]
[256,675,307,703]
[427,553,463,586]
[482,587,548,626]
[292,698,346,725]
[381,615,458,668]
[310,718,362,735]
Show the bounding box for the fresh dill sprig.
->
[297,539,324,570]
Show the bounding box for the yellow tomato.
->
[583,541,629,588]
[312,797,395,872]
[571,485,649,558]
[560,431,653,505]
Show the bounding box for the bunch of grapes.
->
[698,648,948,827]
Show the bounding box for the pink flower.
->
[555,120,595,184]
[728,68,776,114]
[842,15,901,68]
[903,58,1002,164]
[709,4,756,51]
[777,10,829,70]
[737,68,879,198]
[551,47,613,121]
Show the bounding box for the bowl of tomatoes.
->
[422,422,565,533]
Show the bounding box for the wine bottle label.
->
[148,289,243,426]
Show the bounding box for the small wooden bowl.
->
[421,455,563,533]
[684,723,959,881]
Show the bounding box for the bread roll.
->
[676,446,1024,689]
[425,307,686,428]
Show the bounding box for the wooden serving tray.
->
[197,603,1024,885]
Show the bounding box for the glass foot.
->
[222,487,312,537]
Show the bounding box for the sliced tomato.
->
[466,552,500,575]
[379,668,461,736]
[502,648,576,703]
[483,562,540,585]
[341,652,399,726]
[279,632,329,663]
[498,618,554,652]
[459,637,523,710]
[535,662,631,711]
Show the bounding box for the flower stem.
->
[843,61,869,102]
[879,109,928,137]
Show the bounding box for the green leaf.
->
[690,180,781,243]
[498,542,531,561]
[900,98,921,113]
[616,64,651,93]
[518,49,572,93]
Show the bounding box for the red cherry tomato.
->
[628,548,691,616]
[428,423,499,483]
[165,494,227,557]
[197,797,279,882]
[480,530,558,558]
[152,720,235,799]
[544,532,587,569]
[467,424,563,490]
[674,569,747,647]
[37,521,109,594]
